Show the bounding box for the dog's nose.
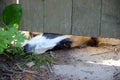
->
[23,44,30,52]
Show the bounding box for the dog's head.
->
[23,33,67,54]
[23,34,44,54]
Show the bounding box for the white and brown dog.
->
[23,33,98,54]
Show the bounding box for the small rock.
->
[26,61,35,68]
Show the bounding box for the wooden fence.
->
[0,0,120,38]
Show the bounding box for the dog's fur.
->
[23,32,99,54]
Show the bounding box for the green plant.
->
[0,4,25,53]
[26,53,54,67]
[0,3,54,67]
[2,4,22,26]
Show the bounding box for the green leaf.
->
[2,4,22,26]
[0,38,7,53]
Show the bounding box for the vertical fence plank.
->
[44,0,72,34]
[19,0,44,32]
[17,0,120,38]
[72,0,101,37]
[101,0,120,38]
[0,0,13,26]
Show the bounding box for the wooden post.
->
[13,0,19,4]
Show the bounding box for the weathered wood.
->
[19,0,44,32]
[0,0,13,26]
[44,0,72,34]
[72,0,101,37]
[18,0,120,38]
[101,0,120,38]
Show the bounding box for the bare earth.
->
[1,31,120,80]
[22,35,120,80]
[51,45,120,80]
[22,33,120,80]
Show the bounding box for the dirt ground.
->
[0,35,120,80]
[0,45,120,80]
[52,45,120,80]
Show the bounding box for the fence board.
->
[72,0,101,37]
[44,0,72,34]
[0,0,13,26]
[16,0,120,38]
[19,0,44,32]
[101,0,120,38]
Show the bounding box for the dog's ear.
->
[29,32,40,38]
[21,31,31,39]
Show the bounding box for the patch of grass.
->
[25,52,55,68]
[2,46,55,67]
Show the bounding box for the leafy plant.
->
[2,4,22,26]
[0,3,55,67]
[0,4,25,53]
[26,53,54,67]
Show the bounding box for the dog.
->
[23,33,98,54]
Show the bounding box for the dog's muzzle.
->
[23,44,34,54]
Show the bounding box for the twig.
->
[3,73,13,80]
[50,51,55,58]
[103,45,120,55]
[16,64,38,75]
[0,64,13,74]
[16,64,23,70]
[47,62,53,73]
[23,70,37,74]
[113,47,120,55]
[90,51,112,56]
